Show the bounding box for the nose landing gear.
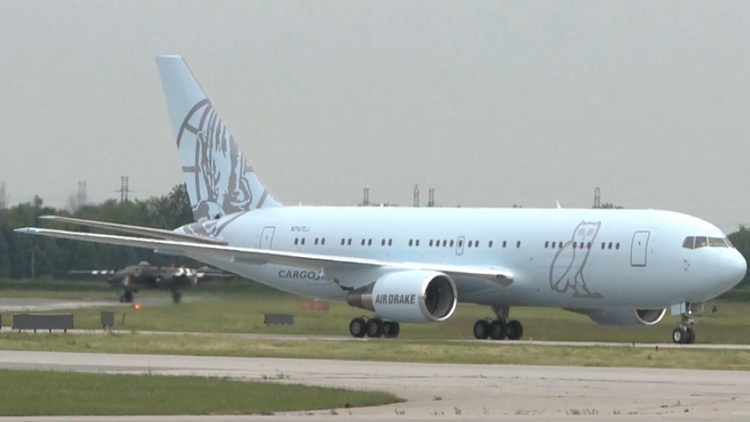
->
[672,302,701,344]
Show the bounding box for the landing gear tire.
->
[349,317,367,338]
[171,291,182,304]
[672,327,696,344]
[382,321,400,338]
[672,327,686,344]
[488,320,507,340]
[366,318,384,338]
[473,320,490,339]
[673,302,699,344]
[120,291,134,303]
[685,327,695,344]
[506,320,523,340]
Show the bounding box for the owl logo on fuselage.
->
[549,221,603,299]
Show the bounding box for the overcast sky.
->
[2,1,749,232]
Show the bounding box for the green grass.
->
[1,332,749,370]
[5,284,746,345]
[0,369,401,416]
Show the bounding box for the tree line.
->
[0,184,193,279]
[0,187,748,286]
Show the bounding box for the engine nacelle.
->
[567,308,667,326]
[346,270,457,323]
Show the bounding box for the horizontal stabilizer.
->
[38,215,227,245]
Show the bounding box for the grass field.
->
[0,369,401,416]
[1,332,749,370]
[2,280,747,345]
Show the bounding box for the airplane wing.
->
[15,227,513,286]
[68,269,115,276]
[38,215,227,245]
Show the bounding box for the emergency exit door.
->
[631,231,650,267]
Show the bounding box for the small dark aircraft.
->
[71,261,228,303]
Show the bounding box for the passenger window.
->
[301,238,305,245]
[601,242,605,250]
[361,239,365,246]
[545,241,549,248]
[294,238,299,245]
[347,238,352,245]
[314,238,319,245]
[415,240,420,246]
[450,240,455,247]
[587,242,591,249]
[429,240,434,247]
[516,241,521,248]
[388,239,393,246]
[381,239,385,246]
[503,241,507,248]
[321,238,325,245]
[489,240,493,248]
[443,240,448,247]
[368,239,372,246]
[608,242,612,249]
[615,242,620,250]
[340,238,345,245]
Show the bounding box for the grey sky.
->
[1,1,749,232]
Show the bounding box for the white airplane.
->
[16,56,746,344]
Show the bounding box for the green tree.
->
[728,226,750,286]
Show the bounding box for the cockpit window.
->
[708,237,728,247]
[682,237,694,249]
[682,236,733,250]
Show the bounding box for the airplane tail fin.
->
[156,55,282,223]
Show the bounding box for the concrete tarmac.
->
[0,350,748,422]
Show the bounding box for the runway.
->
[0,350,748,422]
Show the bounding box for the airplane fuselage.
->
[180,206,743,310]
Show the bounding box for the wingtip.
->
[14,227,41,234]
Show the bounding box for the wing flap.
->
[15,227,513,286]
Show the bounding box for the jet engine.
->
[346,270,457,323]
[567,308,667,326]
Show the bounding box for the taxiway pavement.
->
[0,350,748,422]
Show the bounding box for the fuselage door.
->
[260,226,276,249]
[631,231,650,267]
[456,236,465,256]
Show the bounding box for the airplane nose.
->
[723,250,747,289]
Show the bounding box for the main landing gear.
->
[119,291,134,303]
[672,302,698,344]
[349,317,400,339]
[473,306,524,341]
